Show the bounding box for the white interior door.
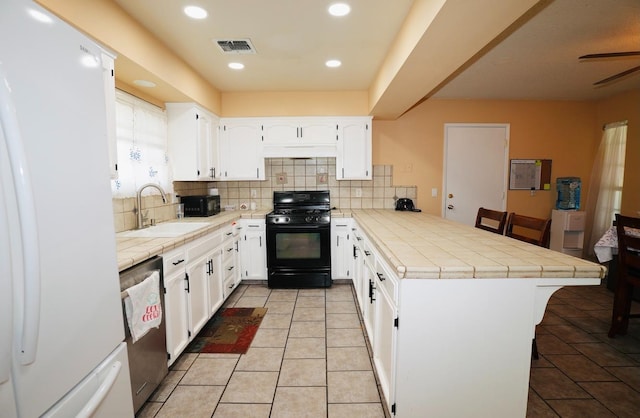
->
[443,124,509,225]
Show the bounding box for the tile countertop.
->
[116,208,605,280]
[115,210,269,272]
[339,209,606,280]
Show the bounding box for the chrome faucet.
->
[136,183,167,229]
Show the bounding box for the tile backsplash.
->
[112,159,417,232]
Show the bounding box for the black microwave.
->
[181,195,220,217]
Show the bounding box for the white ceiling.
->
[113,0,414,92]
[112,0,640,113]
[433,0,640,101]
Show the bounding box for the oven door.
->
[266,223,331,270]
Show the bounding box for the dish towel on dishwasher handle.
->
[124,271,162,343]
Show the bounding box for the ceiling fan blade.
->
[580,51,640,59]
[594,65,640,86]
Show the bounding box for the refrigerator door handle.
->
[0,131,12,384]
[75,361,122,418]
[0,63,41,365]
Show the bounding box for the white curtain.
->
[586,121,627,254]
[111,91,172,197]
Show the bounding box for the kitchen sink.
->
[119,221,210,238]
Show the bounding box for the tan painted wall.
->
[372,99,600,219]
[37,0,221,114]
[221,91,369,117]
[594,89,640,217]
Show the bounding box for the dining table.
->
[593,225,640,300]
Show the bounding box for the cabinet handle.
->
[226,232,232,236]
[335,224,348,227]
[172,259,185,266]
[256,168,259,178]
[376,272,386,281]
[336,236,340,247]
[369,280,376,303]
[248,224,260,228]
[364,250,371,256]
[184,274,190,292]
[353,245,358,258]
[259,236,262,247]
[227,247,233,252]
[357,236,362,241]
[228,266,234,271]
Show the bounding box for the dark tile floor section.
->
[137,281,640,417]
[528,283,640,417]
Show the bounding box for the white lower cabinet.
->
[221,224,241,297]
[163,247,189,366]
[208,250,224,317]
[352,226,365,313]
[239,220,267,281]
[331,219,352,280]
[185,253,210,337]
[372,264,397,414]
[163,225,239,366]
[352,220,398,414]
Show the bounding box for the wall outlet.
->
[355,188,362,198]
[251,189,257,198]
[431,188,438,198]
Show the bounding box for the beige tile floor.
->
[137,281,640,418]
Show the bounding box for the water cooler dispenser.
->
[556,177,581,210]
[551,177,585,257]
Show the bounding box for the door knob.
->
[448,193,454,198]
[447,204,454,210]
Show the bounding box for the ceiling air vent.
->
[215,39,256,54]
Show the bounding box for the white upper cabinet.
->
[167,103,220,181]
[262,118,337,144]
[261,117,338,158]
[336,116,372,180]
[219,118,265,180]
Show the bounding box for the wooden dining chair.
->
[608,214,640,338]
[505,212,552,360]
[475,207,508,235]
[505,213,551,248]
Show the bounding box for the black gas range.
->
[266,191,332,288]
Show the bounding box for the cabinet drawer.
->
[163,248,187,276]
[242,221,265,232]
[363,241,375,270]
[374,264,397,304]
[223,257,236,279]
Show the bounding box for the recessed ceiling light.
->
[184,5,208,19]
[133,79,156,88]
[328,3,351,17]
[228,62,245,70]
[325,60,341,68]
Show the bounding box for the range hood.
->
[262,144,337,159]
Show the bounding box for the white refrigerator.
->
[0,0,134,416]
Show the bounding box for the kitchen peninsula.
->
[115,209,604,417]
[343,209,604,417]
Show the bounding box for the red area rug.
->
[186,307,267,354]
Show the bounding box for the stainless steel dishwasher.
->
[119,255,168,413]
